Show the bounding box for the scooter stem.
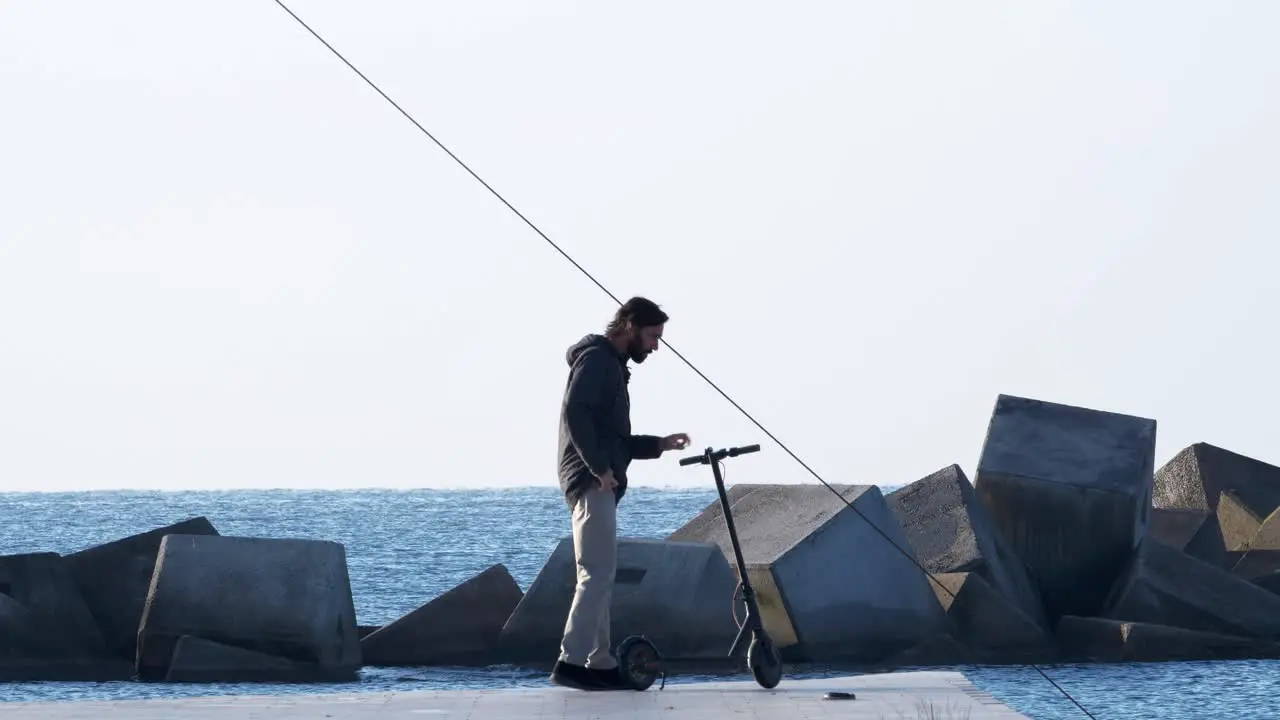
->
[679,444,767,660]
[709,447,768,656]
[710,449,753,579]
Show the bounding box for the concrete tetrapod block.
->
[1253,571,1280,596]
[136,534,360,682]
[1215,491,1266,553]
[493,538,740,666]
[0,553,107,652]
[1152,443,1280,568]
[973,394,1157,620]
[1104,539,1280,639]
[1222,505,1280,579]
[0,554,133,681]
[64,516,219,660]
[1148,507,1212,552]
[1057,615,1280,663]
[887,464,1047,631]
[927,573,1054,661]
[659,484,762,544]
[669,483,949,663]
[362,563,524,667]
[165,636,308,683]
[0,594,132,681]
[878,633,971,668]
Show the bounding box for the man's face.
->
[627,323,664,364]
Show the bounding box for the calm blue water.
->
[1,487,1274,718]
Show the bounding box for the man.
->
[550,296,690,691]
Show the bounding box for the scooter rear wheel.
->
[747,634,783,689]
[616,635,662,691]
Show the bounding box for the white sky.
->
[2,1,1277,492]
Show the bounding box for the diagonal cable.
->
[266,3,1098,717]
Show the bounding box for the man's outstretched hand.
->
[661,433,691,451]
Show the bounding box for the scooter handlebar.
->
[677,444,762,466]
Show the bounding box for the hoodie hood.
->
[558,331,651,507]
[566,333,621,367]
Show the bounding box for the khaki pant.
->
[557,485,618,669]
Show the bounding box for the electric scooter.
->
[613,443,784,691]
[681,443,784,689]
[614,440,783,686]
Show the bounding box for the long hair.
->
[606,296,669,336]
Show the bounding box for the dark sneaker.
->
[549,661,601,691]
[588,666,632,691]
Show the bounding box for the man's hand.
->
[598,470,618,491]
[661,433,691,451]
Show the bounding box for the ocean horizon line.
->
[0,481,904,496]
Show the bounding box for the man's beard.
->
[627,338,651,364]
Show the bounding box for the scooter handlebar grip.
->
[678,455,704,466]
[733,444,761,455]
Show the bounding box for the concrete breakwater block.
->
[494,538,740,665]
[1149,507,1213,553]
[1,594,133,681]
[660,485,760,542]
[1254,571,1280,596]
[165,636,310,683]
[64,517,219,660]
[887,465,1047,632]
[362,563,524,667]
[1057,615,1280,663]
[974,394,1156,620]
[1,553,108,653]
[669,483,948,662]
[1215,491,1266,556]
[0,554,133,681]
[927,573,1052,659]
[1104,539,1280,639]
[1153,443,1280,570]
[878,633,971,667]
[1230,506,1280,579]
[136,534,360,682]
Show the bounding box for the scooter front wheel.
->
[747,634,783,689]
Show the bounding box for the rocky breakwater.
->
[425,392,1280,671]
[1,518,363,684]
[136,534,361,682]
[2,518,218,682]
[879,394,1280,666]
[11,391,1280,684]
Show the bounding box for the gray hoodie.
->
[558,334,664,506]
